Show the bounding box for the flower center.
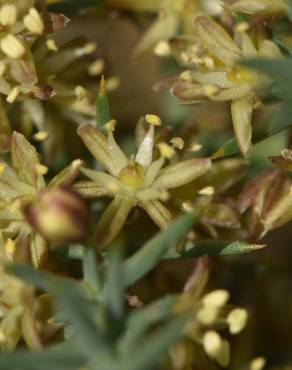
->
[119,163,145,191]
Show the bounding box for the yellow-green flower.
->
[0,131,83,267]
[77,116,211,246]
[171,15,283,156]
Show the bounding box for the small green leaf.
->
[120,295,177,354]
[0,341,86,370]
[123,213,197,287]
[117,316,187,370]
[103,248,125,322]
[164,240,266,259]
[83,247,102,296]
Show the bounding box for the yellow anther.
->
[203,84,219,96]
[157,142,175,159]
[154,41,171,56]
[180,70,193,81]
[182,201,194,213]
[250,357,266,370]
[84,42,97,54]
[5,238,15,260]
[197,306,219,325]
[0,330,5,343]
[74,85,86,100]
[0,162,6,174]
[23,8,44,35]
[106,76,120,92]
[235,21,250,33]
[170,137,184,150]
[88,59,104,76]
[7,86,20,103]
[105,119,117,133]
[46,39,58,52]
[1,34,25,59]
[0,61,6,77]
[159,190,170,202]
[35,164,49,176]
[0,4,17,27]
[33,131,49,142]
[227,308,248,334]
[203,289,230,308]
[145,114,162,127]
[199,186,215,196]
[203,331,223,358]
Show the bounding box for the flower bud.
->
[25,188,89,244]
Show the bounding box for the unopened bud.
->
[25,188,89,244]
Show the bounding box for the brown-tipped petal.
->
[153,158,212,190]
[49,159,84,189]
[43,12,70,33]
[95,196,136,246]
[194,15,242,65]
[202,203,240,229]
[171,79,208,103]
[77,124,118,176]
[269,155,292,172]
[231,95,254,157]
[11,132,45,190]
[238,169,288,215]
[264,190,292,232]
[139,199,172,229]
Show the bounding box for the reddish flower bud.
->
[25,188,89,244]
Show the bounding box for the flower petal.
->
[74,181,115,198]
[144,157,165,187]
[139,199,172,229]
[231,94,254,157]
[194,15,242,65]
[135,124,154,169]
[153,158,212,190]
[11,132,45,190]
[95,196,136,245]
[77,124,119,176]
[80,168,123,195]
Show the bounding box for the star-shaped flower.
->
[171,15,283,156]
[77,116,211,246]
